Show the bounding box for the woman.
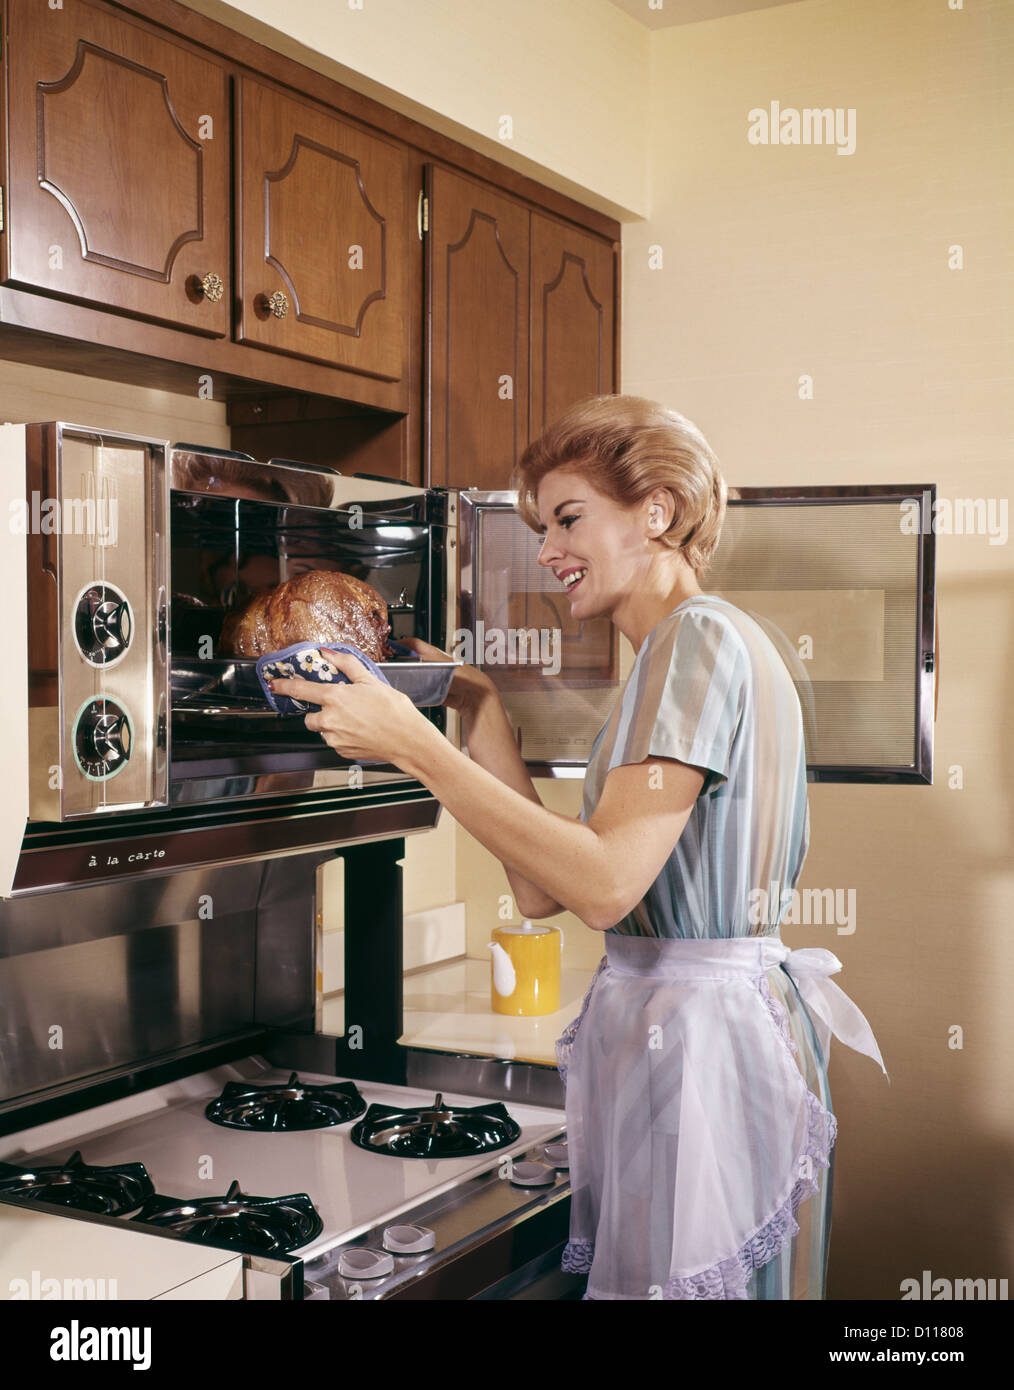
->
[268,394,888,1301]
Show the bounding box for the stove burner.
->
[0,1149,154,1216]
[349,1093,522,1159]
[131,1180,322,1254]
[204,1071,366,1131]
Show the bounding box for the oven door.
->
[457,489,619,776]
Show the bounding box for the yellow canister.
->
[489,919,563,1016]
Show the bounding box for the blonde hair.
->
[511,395,727,577]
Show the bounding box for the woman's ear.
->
[646,489,675,535]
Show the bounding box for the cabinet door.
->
[530,213,616,435]
[235,77,410,379]
[425,165,530,491]
[3,0,230,335]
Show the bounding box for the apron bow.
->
[779,945,889,1083]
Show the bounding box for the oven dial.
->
[73,582,133,666]
[73,696,133,781]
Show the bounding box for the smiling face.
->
[535,467,657,621]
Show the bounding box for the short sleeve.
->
[605,609,748,794]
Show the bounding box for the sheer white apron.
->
[556,935,887,1301]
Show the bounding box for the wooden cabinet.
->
[530,212,615,441]
[425,165,616,490]
[3,0,230,336]
[235,78,411,380]
[0,0,619,467]
[1,1,413,378]
[425,165,530,492]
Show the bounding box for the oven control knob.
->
[73,697,133,780]
[507,1161,556,1187]
[74,582,133,666]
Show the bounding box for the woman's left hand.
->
[267,649,428,767]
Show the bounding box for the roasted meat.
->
[219,570,391,663]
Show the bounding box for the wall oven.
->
[4,421,458,894]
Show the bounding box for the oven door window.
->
[169,491,430,800]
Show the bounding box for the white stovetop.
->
[0,1059,566,1261]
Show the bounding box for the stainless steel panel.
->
[0,854,329,1106]
[405,1049,565,1110]
[11,790,440,894]
[244,1254,302,1300]
[169,449,429,508]
[251,852,330,1029]
[0,865,258,956]
[0,917,254,1102]
[46,426,169,818]
[303,1162,570,1301]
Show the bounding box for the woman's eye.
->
[560,515,579,529]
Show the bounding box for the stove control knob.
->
[382,1224,436,1255]
[74,582,133,666]
[73,697,132,781]
[507,1160,556,1187]
[337,1247,394,1280]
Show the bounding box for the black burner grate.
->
[204,1072,366,1131]
[349,1093,521,1158]
[131,1180,322,1254]
[0,1149,154,1216]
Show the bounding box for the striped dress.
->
[556,594,845,1300]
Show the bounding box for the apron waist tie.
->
[604,935,889,1082]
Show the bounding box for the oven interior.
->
[168,470,450,790]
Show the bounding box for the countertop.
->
[321,957,598,1066]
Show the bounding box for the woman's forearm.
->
[403,717,612,928]
[458,690,540,801]
[458,689,565,917]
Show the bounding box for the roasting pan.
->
[171,653,460,723]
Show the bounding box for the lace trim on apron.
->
[562,1087,837,1299]
[555,955,608,1085]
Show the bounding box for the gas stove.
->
[0,839,577,1301]
[0,1056,568,1299]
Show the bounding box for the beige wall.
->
[187,0,649,222]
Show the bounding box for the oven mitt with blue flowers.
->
[256,642,391,715]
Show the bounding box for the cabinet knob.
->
[259,290,289,319]
[195,272,224,303]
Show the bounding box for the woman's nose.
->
[537,535,561,567]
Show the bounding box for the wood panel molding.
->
[38,41,204,281]
[264,135,386,337]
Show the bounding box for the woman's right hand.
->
[398,637,497,714]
